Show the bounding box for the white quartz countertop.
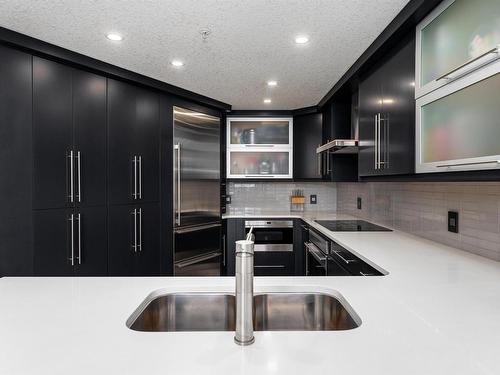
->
[2,214,500,375]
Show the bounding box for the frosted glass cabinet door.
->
[417,0,500,97]
[228,151,291,178]
[416,73,500,172]
[228,119,291,145]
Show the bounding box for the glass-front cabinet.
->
[416,0,500,98]
[416,70,500,173]
[415,0,500,173]
[226,117,293,178]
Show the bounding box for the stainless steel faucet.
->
[234,239,255,346]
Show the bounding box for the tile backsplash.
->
[337,182,500,261]
[227,182,336,215]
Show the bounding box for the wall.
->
[337,182,500,261]
[227,182,336,216]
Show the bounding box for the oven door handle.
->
[305,242,327,264]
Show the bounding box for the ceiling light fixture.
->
[106,33,123,41]
[267,80,278,87]
[263,98,272,104]
[171,60,184,67]
[295,36,309,44]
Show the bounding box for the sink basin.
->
[127,290,360,332]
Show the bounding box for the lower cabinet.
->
[254,252,294,276]
[33,207,107,276]
[108,203,160,276]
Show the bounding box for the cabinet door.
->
[380,36,415,175]
[33,57,73,209]
[34,209,74,276]
[74,206,107,276]
[108,79,137,205]
[134,203,160,276]
[358,68,382,176]
[254,252,294,276]
[293,113,322,180]
[135,87,160,203]
[73,70,107,206]
[108,204,135,275]
[0,46,33,276]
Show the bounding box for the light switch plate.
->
[357,197,362,210]
[310,195,317,204]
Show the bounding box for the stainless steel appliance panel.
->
[173,106,220,227]
[244,220,293,252]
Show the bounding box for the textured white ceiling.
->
[0,0,410,109]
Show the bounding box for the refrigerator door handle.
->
[174,222,221,234]
[175,251,222,269]
[174,143,181,226]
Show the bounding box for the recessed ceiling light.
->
[267,80,278,87]
[106,33,123,41]
[171,60,184,67]
[263,98,272,104]
[295,36,309,44]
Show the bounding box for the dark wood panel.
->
[33,57,73,209]
[33,209,74,276]
[107,79,136,205]
[293,113,323,180]
[0,46,33,276]
[73,69,107,206]
[74,206,108,276]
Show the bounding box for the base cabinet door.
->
[134,203,160,276]
[74,206,108,276]
[108,203,160,276]
[34,209,74,276]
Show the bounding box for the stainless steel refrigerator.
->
[173,106,222,276]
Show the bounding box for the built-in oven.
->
[244,220,293,252]
[305,228,350,276]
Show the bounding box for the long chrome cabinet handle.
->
[377,113,381,170]
[222,234,226,267]
[175,144,181,226]
[360,271,375,276]
[138,208,142,252]
[138,155,142,200]
[76,151,82,202]
[332,250,356,264]
[68,150,74,202]
[436,160,500,168]
[77,213,81,265]
[132,208,137,253]
[132,156,138,200]
[436,46,499,81]
[68,213,74,266]
[374,115,378,170]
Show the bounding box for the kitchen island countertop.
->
[2,214,500,375]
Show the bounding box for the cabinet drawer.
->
[330,241,382,276]
[254,252,294,276]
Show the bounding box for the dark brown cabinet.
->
[358,34,415,176]
[293,113,323,180]
[0,46,33,276]
[33,57,106,209]
[108,79,160,205]
[33,207,107,276]
[108,203,161,276]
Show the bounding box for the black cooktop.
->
[315,220,392,232]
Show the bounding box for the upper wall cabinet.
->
[358,34,416,177]
[226,117,293,179]
[416,0,500,98]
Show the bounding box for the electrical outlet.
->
[310,195,317,204]
[225,195,232,204]
[357,197,362,210]
[448,211,458,233]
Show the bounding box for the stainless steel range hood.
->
[316,139,358,154]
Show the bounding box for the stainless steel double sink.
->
[127,291,361,332]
